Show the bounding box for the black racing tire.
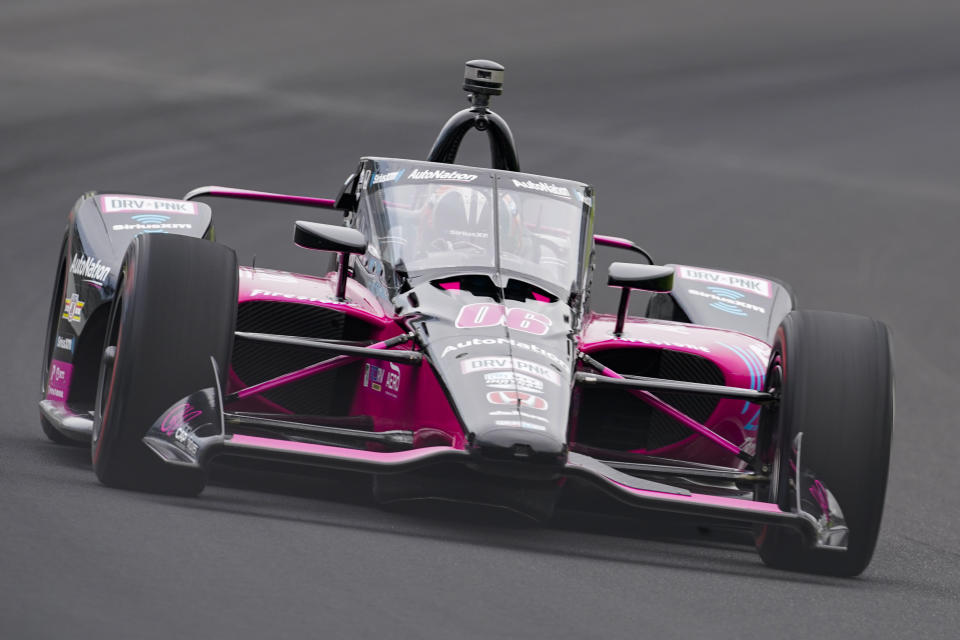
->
[39,234,84,446]
[92,233,237,495]
[754,310,893,577]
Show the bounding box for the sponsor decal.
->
[494,419,546,431]
[247,289,356,307]
[62,294,84,323]
[615,335,711,353]
[510,179,571,198]
[483,371,544,393]
[159,402,203,435]
[55,335,74,353]
[46,359,73,401]
[677,267,771,298]
[357,169,371,193]
[448,229,489,239]
[131,214,171,225]
[441,336,567,371]
[363,363,400,397]
[174,427,200,456]
[111,222,192,231]
[370,169,405,185]
[99,196,198,215]
[364,364,385,392]
[407,168,478,182]
[460,357,561,386]
[455,303,551,336]
[486,390,548,411]
[688,287,766,316]
[70,253,111,285]
[488,410,549,423]
[386,363,401,395]
[239,268,299,283]
[159,402,204,456]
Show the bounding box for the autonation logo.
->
[511,179,570,198]
[407,168,478,182]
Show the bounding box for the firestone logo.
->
[248,289,357,307]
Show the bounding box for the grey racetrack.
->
[2,1,959,638]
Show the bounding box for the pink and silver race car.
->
[40,60,893,576]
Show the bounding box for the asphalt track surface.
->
[2,1,960,638]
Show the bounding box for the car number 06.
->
[455,303,551,335]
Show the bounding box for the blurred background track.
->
[1,1,958,638]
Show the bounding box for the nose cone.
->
[414,287,577,473]
[469,420,567,466]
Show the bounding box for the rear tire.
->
[92,233,238,495]
[755,310,893,577]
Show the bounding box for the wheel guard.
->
[790,432,849,550]
[142,357,225,467]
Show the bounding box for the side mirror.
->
[594,234,654,265]
[294,221,367,300]
[607,262,675,336]
[295,221,366,254]
[608,262,673,292]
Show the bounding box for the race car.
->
[40,60,893,577]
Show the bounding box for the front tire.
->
[39,234,83,446]
[755,310,893,577]
[92,233,238,495]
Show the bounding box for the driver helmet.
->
[421,187,490,250]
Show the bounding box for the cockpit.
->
[354,159,594,299]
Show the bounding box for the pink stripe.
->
[236,355,354,399]
[193,186,336,209]
[228,434,457,462]
[610,478,784,512]
[594,234,634,249]
[439,281,461,290]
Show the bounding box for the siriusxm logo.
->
[370,169,404,185]
[112,223,192,231]
[131,214,171,224]
[511,179,571,198]
[689,287,767,316]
